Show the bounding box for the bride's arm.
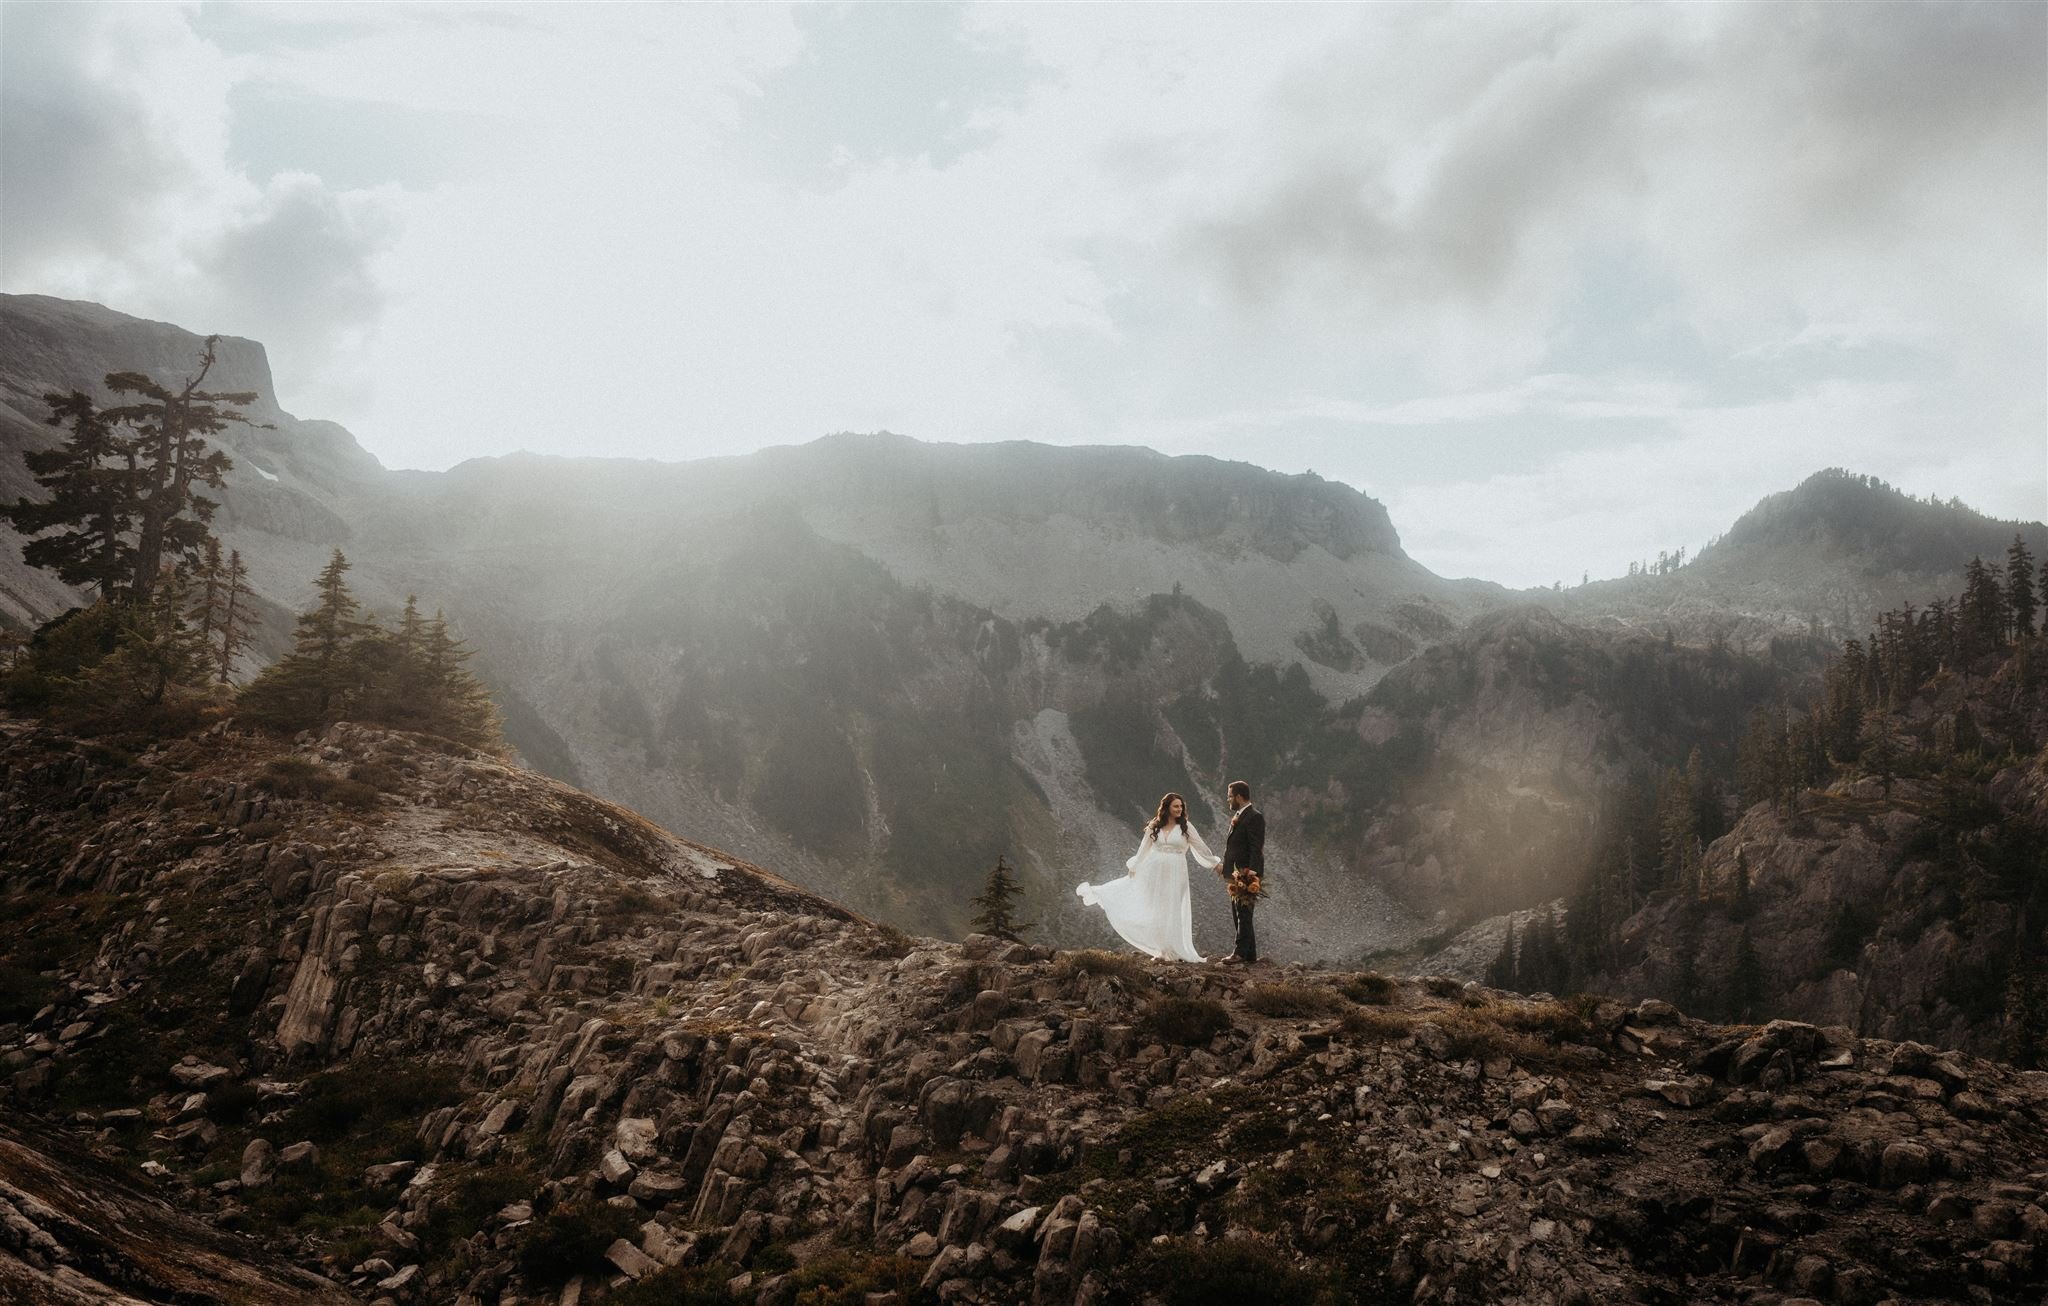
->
[1187,824,1221,869]
[1125,827,1156,872]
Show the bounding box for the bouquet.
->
[1226,865,1262,902]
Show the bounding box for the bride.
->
[1075,792,1219,962]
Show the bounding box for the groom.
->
[1218,780,1265,965]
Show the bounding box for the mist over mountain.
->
[4,294,2042,968]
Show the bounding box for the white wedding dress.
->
[1075,821,1220,962]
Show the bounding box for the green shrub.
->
[253,758,381,809]
[347,760,407,792]
[868,924,914,959]
[291,1060,463,1144]
[1129,1238,1321,1306]
[788,1251,923,1305]
[423,1164,539,1259]
[255,757,323,796]
[1243,983,1350,1019]
[203,1080,264,1124]
[515,1201,640,1285]
[0,962,55,1023]
[1339,972,1397,1005]
[1139,995,1232,1046]
[1338,1008,1415,1044]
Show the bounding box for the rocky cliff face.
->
[1593,655,2048,1061]
[1322,607,1824,925]
[3,718,2048,1303]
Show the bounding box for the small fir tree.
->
[970,855,1031,942]
[2008,534,2039,640]
[1730,929,1766,1023]
[238,549,371,728]
[1485,919,1518,990]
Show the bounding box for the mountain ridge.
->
[4,291,2045,958]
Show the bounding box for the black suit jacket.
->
[1223,805,1265,877]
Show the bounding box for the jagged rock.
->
[240,1139,276,1189]
[605,1238,658,1279]
[170,1058,235,1090]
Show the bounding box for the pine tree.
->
[191,538,227,655]
[100,337,253,601]
[2008,534,2039,640]
[1860,709,1902,797]
[1737,708,1784,808]
[1486,919,1518,989]
[83,569,210,707]
[238,549,370,728]
[213,549,257,684]
[1958,556,2006,659]
[0,391,142,597]
[1823,642,1865,763]
[970,855,1031,941]
[1730,848,1752,919]
[417,609,503,749]
[1730,929,1766,1023]
[2003,915,2047,1070]
[1656,766,1698,885]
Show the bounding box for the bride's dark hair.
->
[1147,792,1186,835]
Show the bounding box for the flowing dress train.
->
[1075,822,1219,962]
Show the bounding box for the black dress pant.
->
[1231,898,1257,962]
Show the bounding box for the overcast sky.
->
[2,2,2042,587]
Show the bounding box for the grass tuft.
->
[1243,983,1351,1019]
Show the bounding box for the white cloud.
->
[1,2,2039,588]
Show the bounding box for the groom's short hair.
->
[1228,780,1251,802]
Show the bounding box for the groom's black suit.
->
[1222,804,1265,962]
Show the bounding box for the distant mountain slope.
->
[5,293,2043,959]
[1558,469,2048,646]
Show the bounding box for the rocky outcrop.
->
[1,716,2045,1302]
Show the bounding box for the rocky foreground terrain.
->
[3,718,2048,1304]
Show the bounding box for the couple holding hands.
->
[1075,779,1266,965]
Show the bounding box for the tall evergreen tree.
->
[1486,919,1519,990]
[418,609,503,748]
[0,391,141,597]
[237,549,370,727]
[100,337,253,601]
[1730,929,1766,1023]
[213,549,257,685]
[2008,534,2039,640]
[1958,557,2006,659]
[970,854,1031,941]
[1860,709,1902,797]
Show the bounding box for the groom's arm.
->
[1247,810,1266,875]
